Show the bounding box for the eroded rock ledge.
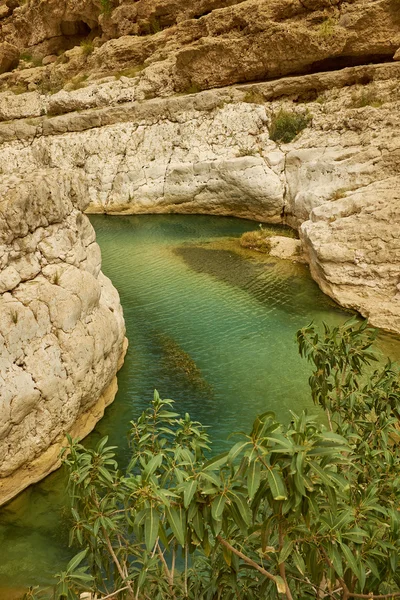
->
[0,169,126,506]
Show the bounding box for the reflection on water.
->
[0,214,398,593]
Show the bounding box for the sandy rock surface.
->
[0,0,400,97]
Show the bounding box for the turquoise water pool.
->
[0,214,397,596]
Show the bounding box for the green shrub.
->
[239,227,272,252]
[269,109,311,143]
[19,52,43,67]
[350,88,382,108]
[100,0,112,16]
[68,74,89,90]
[10,84,27,95]
[80,40,94,56]
[242,89,265,104]
[27,319,400,600]
[20,51,32,62]
[149,16,162,34]
[183,82,201,95]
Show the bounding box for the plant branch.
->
[278,524,294,600]
[101,586,130,600]
[103,529,134,597]
[156,542,173,588]
[217,535,277,584]
[348,594,400,599]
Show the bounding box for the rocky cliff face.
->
[0,169,126,506]
[0,0,400,97]
[0,0,399,500]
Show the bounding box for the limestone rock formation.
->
[1,61,399,334]
[301,178,400,333]
[0,41,18,74]
[0,169,126,506]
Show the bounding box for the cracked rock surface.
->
[0,169,126,506]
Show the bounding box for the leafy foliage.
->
[29,319,400,599]
[100,0,112,16]
[269,109,311,143]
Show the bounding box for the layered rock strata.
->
[0,169,126,506]
[1,0,399,505]
[0,0,400,99]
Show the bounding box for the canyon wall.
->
[0,169,127,506]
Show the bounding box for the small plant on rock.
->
[100,0,112,16]
[242,89,265,104]
[80,40,94,56]
[52,270,61,286]
[350,87,382,108]
[269,109,311,143]
[239,224,272,252]
[183,82,202,95]
[318,17,336,37]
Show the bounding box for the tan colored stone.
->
[269,236,303,261]
[300,178,400,334]
[42,54,57,65]
[0,41,18,74]
[1,0,400,98]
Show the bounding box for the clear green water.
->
[1,214,399,597]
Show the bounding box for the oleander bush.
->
[25,319,400,600]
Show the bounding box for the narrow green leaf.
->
[339,542,360,579]
[230,492,251,527]
[267,469,287,501]
[145,506,159,551]
[143,453,163,478]
[183,480,198,509]
[66,548,88,574]
[292,550,305,575]
[211,495,227,521]
[191,508,204,541]
[247,460,261,499]
[166,505,186,547]
[278,539,293,564]
[203,452,229,472]
[228,441,251,462]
